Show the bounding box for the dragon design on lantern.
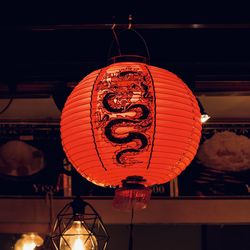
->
[93,66,154,167]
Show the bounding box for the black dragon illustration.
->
[100,70,152,165]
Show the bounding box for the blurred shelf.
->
[0,196,250,233]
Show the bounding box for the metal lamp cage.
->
[51,197,109,250]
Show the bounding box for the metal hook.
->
[128,14,132,29]
[112,17,116,30]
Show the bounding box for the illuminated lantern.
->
[61,61,201,208]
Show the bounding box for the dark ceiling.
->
[1,2,250,97]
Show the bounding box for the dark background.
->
[1,1,250,87]
[1,1,250,197]
[0,3,250,250]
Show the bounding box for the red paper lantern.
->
[61,62,201,189]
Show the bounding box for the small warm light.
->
[60,221,98,250]
[73,237,85,250]
[201,114,211,123]
[14,233,43,250]
[23,242,36,250]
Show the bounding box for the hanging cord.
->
[129,28,151,63]
[128,207,134,250]
[107,15,151,64]
[128,14,132,30]
[40,191,55,250]
[112,22,122,56]
[0,97,13,114]
[0,83,15,115]
[48,191,54,232]
[45,190,54,232]
[107,17,122,60]
[127,14,150,62]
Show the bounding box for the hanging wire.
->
[48,190,54,232]
[128,207,134,250]
[107,15,151,64]
[42,190,57,250]
[127,14,150,62]
[0,83,16,115]
[128,28,151,63]
[128,14,132,30]
[0,97,14,115]
[112,23,122,56]
[107,17,122,60]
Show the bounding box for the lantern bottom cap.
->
[113,176,152,211]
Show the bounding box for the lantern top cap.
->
[121,175,147,189]
[108,55,149,65]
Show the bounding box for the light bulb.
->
[14,233,43,250]
[23,242,36,250]
[201,114,211,123]
[60,221,98,250]
[72,237,85,250]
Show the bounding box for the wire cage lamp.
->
[51,196,109,250]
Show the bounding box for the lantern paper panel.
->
[61,62,201,187]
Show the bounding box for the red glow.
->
[61,62,202,187]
